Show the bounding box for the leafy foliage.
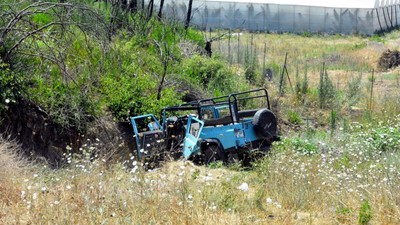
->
[359,200,372,225]
[0,63,26,115]
[181,55,243,95]
[345,73,363,108]
[274,137,318,155]
[287,110,302,125]
[318,66,336,109]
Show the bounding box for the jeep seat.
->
[203,116,232,126]
[237,109,258,119]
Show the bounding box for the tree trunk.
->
[185,0,193,30]
[129,0,137,13]
[157,0,165,21]
[122,0,127,9]
[147,0,154,20]
[205,41,212,58]
[157,61,168,100]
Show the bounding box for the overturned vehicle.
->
[131,88,280,164]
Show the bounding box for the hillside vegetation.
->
[1,0,400,224]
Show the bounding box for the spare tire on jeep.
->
[252,108,277,140]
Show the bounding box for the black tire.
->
[252,108,277,140]
[204,144,226,164]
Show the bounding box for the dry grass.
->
[214,31,400,124]
[2,114,400,225]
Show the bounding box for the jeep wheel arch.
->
[201,139,226,164]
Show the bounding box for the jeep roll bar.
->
[159,88,271,127]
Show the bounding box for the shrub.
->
[0,63,26,116]
[274,137,318,155]
[181,55,241,95]
[345,73,363,108]
[101,73,182,121]
[31,75,100,131]
[287,110,302,125]
[359,200,372,225]
[368,128,400,152]
[318,66,336,109]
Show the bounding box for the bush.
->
[0,63,26,115]
[181,55,242,95]
[368,128,400,152]
[101,73,182,121]
[318,67,336,109]
[287,110,302,125]
[359,200,372,225]
[274,137,318,155]
[345,73,362,108]
[30,75,101,131]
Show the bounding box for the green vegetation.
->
[287,110,303,125]
[0,63,26,116]
[359,200,372,225]
[0,0,247,131]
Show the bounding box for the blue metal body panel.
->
[201,124,240,150]
[242,119,259,143]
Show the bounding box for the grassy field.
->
[1,114,400,224]
[2,31,400,224]
[213,31,400,126]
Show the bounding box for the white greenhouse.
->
[155,0,400,35]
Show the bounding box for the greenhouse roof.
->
[204,0,400,9]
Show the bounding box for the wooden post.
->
[369,69,374,112]
[285,63,294,93]
[279,53,288,96]
[250,34,254,59]
[218,30,221,53]
[237,32,240,64]
[263,42,267,74]
[228,29,231,64]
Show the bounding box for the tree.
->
[147,0,154,21]
[157,0,165,21]
[184,0,193,30]
[129,0,137,13]
[154,24,171,100]
[0,1,107,67]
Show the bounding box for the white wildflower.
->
[237,182,249,192]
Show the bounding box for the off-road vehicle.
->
[131,88,279,164]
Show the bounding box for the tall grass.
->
[2,113,400,224]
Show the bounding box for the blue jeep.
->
[131,88,279,164]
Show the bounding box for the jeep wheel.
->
[204,145,226,164]
[252,108,277,140]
